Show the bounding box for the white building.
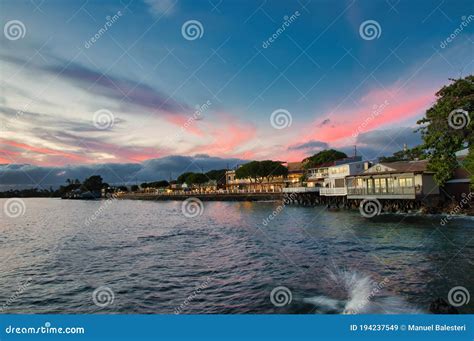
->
[319,160,369,196]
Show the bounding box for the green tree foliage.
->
[177,172,194,184]
[205,169,227,184]
[186,173,208,186]
[303,149,348,169]
[417,76,474,185]
[463,149,474,189]
[131,185,139,192]
[141,180,169,188]
[235,160,288,183]
[81,175,107,192]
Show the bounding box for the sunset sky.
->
[1,0,473,187]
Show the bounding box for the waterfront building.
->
[225,169,284,193]
[285,162,305,187]
[306,162,331,188]
[319,159,369,196]
[346,160,439,200]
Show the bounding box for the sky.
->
[0,0,473,188]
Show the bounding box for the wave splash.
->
[302,269,422,314]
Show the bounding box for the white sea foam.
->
[303,269,422,314]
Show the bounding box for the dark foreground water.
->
[1,198,473,314]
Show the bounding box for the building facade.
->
[346,160,439,200]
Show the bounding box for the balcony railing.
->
[308,172,328,179]
[319,187,347,196]
[282,187,320,193]
[347,186,416,196]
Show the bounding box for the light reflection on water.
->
[0,198,473,314]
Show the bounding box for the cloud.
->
[1,54,189,116]
[355,127,421,148]
[287,140,329,151]
[143,0,177,17]
[348,127,422,160]
[317,119,331,127]
[0,155,246,190]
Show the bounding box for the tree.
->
[417,76,473,185]
[148,180,170,188]
[463,150,474,189]
[186,173,208,187]
[131,185,139,192]
[379,145,428,163]
[81,175,106,193]
[177,172,194,184]
[235,160,288,183]
[205,169,227,184]
[303,149,348,169]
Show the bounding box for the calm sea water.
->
[1,198,473,314]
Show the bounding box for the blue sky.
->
[0,0,473,187]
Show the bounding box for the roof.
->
[287,162,304,172]
[379,160,430,173]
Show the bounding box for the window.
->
[399,178,406,187]
[406,178,413,187]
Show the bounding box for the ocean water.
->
[0,198,473,314]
